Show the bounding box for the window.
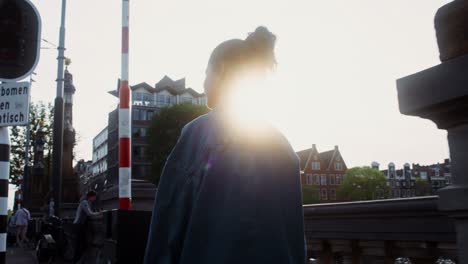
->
[334,162,343,170]
[330,188,336,200]
[133,146,147,160]
[140,128,147,137]
[132,127,147,138]
[335,174,342,185]
[420,171,428,180]
[157,94,166,104]
[395,181,399,187]
[320,174,327,185]
[311,162,320,170]
[180,96,193,103]
[157,94,173,105]
[147,111,154,120]
[132,127,140,137]
[132,109,140,120]
[320,189,328,200]
[306,174,313,185]
[313,174,320,185]
[435,169,440,177]
[329,174,335,185]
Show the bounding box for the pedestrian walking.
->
[72,190,100,263]
[14,207,31,247]
[144,26,306,264]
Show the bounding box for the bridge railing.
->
[303,196,457,263]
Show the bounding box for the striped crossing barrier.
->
[0,127,10,263]
[119,0,131,210]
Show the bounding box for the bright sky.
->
[26,0,452,170]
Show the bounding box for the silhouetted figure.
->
[144,26,306,264]
[72,190,100,263]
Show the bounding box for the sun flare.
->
[224,74,279,132]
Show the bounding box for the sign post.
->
[0,0,40,261]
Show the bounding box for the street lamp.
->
[51,0,67,217]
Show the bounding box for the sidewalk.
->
[6,246,37,264]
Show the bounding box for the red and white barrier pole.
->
[119,0,131,210]
[17,173,23,209]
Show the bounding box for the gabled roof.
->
[155,75,186,92]
[296,145,346,172]
[108,76,206,98]
[297,149,313,171]
[184,88,205,98]
[131,82,154,93]
[318,150,334,169]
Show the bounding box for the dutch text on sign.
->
[0,82,30,127]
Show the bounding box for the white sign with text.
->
[0,82,30,127]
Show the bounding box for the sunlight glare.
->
[225,73,278,132]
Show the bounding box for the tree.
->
[302,185,320,204]
[337,166,389,201]
[147,103,210,185]
[415,178,433,196]
[9,102,54,186]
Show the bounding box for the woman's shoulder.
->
[181,112,213,136]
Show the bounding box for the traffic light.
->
[0,0,41,82]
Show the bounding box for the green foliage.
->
[337,166,389,201]
[415,178,433,196]
[147,103,210,185]
[302,185,320,204]
[9,102,54,186]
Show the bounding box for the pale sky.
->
[26,0,451,169]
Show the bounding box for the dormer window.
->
[334,162,343,170]
[311,162,320,170]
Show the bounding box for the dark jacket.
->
[144,109,306,264]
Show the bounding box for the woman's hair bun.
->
[245,26,277,67]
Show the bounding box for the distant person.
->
[14,206,31,247]
[144,26,306,264]
[73,190,100,263]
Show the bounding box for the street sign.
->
[0,81,30,127]
[0,0,42,82]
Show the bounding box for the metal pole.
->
[20,81,31,209]
[119,0,131,210]
[52,0,67,216]
[0,127,10,263]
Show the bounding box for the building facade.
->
[297,145,347,201]
[381,163,416,198]
[82,127,109,193]
[376,159,451,198]
[413,159,451,193]
[104,76,206,188]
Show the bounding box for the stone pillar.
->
[397,1,468,262]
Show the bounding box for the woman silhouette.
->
[144,26,306,264]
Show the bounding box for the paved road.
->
[6,246,38,264]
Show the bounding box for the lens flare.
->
[224,74,276,131]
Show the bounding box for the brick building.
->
[297,145,347,201]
